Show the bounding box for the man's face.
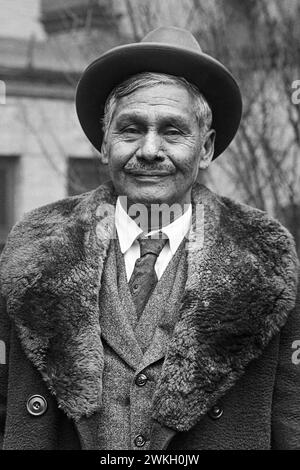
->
[103,83,215,206]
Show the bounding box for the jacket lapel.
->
[99,237,144,369]
[0,182,298,434]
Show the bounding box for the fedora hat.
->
[75,26,242,159]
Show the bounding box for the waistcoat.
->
[97,236,188,450]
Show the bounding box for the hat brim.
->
[75,42,242,158]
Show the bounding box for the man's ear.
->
[99,138,109,165]
[198,129,216,170]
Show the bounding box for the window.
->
[67,157,109,196]
[0,157,18,253]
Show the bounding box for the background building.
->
[0,0,115,251]
[0,0,299,253]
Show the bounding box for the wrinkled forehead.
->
[112,83,197,122]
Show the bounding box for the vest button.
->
[208,404,223,420]
[134,434,146,447]
[26,395,48,417]
[135,373,148,387]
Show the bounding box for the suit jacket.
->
[0,181,299,450]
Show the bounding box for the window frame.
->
[0,156,19,252]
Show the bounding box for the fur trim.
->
[0,183,116,421]
[152,187,299,430]
[0,182,298,429]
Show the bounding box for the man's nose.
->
[138,131,162,161]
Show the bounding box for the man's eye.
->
[122,127,140,134]
[164,128,182,136]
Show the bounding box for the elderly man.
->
[0,27,299,451]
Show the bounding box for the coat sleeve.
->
[0,292,10,450]
[271,269,300,449]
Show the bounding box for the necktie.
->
[128,234,168,319]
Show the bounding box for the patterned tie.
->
[128,233,168,319]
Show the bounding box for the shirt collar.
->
[115,197,143,254]
[155,204,192,254]
[115,197,192,255]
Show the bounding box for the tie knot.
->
[138,233,168,258]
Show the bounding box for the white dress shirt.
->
[115,197,192,281]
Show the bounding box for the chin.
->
[128,189,174,206]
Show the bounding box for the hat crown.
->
[141,26,202,53]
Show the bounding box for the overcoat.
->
[0,181,299,450]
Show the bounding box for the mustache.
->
[124,163,176,174]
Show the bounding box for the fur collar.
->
[0,182,298,431]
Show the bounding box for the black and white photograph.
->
[0,0,299,455]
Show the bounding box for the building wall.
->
[0,0,45,40]
[0,95,98,220]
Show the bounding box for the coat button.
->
[26,395,48,417]
[208,404,223,420]
[135,373,148,387]
[134,434,146,447]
